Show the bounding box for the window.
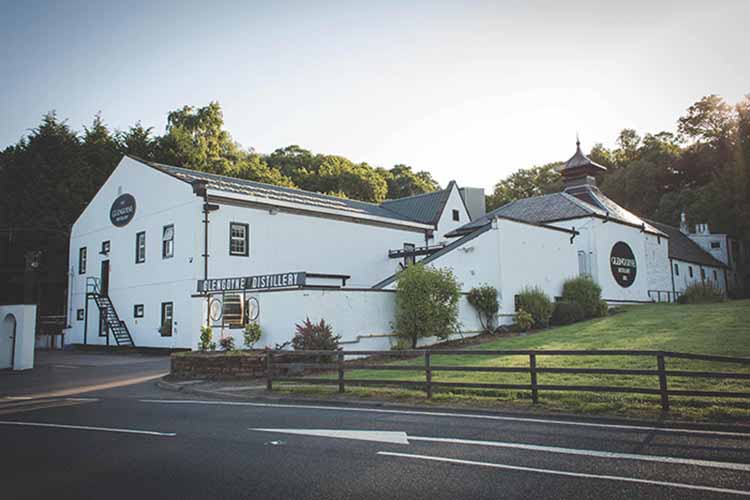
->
[452,209,460,222]
[162,225,174,259]
[700,268,706,280]
[229,222,249,256]
[160,302,173,337]
[135,231,146,263]
[710,241,721,249]
[101,241,110,255]
[713,270,718,281]
[577,251,590,276]
[79,247,87,274]
[674,263,679,276]
[688,266,693,278]
[134,304,144,318]
[76,309,84,321]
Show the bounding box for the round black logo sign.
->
[610,241,637,287]
[110,194,136,227]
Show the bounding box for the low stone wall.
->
[170,351,297,379]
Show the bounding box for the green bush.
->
[516,287,553,328]
[596,299,609,318]
[198,326,213,351]
[515,309,534,332]
[677,282,725,304]
[551,301,584,326]
[562,276,603,318]
[395,264,461,348]
[467,284,499,332]
[243,322,262,349]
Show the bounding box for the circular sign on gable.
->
[610,241,637,287]
[110,194,136,227]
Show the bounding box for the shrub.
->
[208,341,217,351]
[515,309,534,332]
[467,284,499,333]
[243,322,262,349]
[516,287,553,328]
[292,318,341,351]
[198,326,213,351]
[219,336,235,351]
[596,299,609,318]
[562,276,603,318]
[677,282,725,304]
[551,301,584,326]
[394,264,461,348]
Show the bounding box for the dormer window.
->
[452,209,459,222]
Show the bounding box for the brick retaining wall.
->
[170,351,296,379]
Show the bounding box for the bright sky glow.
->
[1,0,748,190]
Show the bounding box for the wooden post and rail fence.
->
[263,349,750,412]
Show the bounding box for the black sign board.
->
[110,194,136,227]
[610,242,637,287]
[197,272,306,293]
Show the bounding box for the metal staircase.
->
[86,278,135,347]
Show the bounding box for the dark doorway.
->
[99,260,110,339]
[100,260,110,296]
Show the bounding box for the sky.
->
[1,0,748,191]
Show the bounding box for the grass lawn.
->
[278,300,750,421]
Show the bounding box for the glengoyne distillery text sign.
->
[610,242,637,287]
[197,272,306,293]
[110,194,136,227]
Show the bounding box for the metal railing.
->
[264,349,750,412]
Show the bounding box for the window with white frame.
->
[160,302,173,337]
[229,222,249,256]
[162,225,174,259]
[79,247,87,274]
[136,231,146,263]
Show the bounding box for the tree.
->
[384,164,440,199]
[394,264,461,348]
[486,162,562,211]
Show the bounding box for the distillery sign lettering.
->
[610,241,637,287]
[110,194,136,227]
[197,272,306,293]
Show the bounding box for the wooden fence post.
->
[266,351,273,391]
[529,353,538,404]
[425,351,432,399]
[337,351,345,393]
[657,354,669,412]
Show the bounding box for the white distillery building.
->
[65,144,734,350]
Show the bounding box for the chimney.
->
[460,187,486,221]
[679,211,689,234]
[695,223,710,235]
[560,138,607,194]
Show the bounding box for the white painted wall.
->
[0,305,36,370]
[671,260,726,294]
[212,288,483,351]
[432,183,471,243]
[65,157,204,349]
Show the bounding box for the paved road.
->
[1,352,749,499]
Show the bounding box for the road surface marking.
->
[251,428,410,444]
[0,398,97,416]
[408,436,750,472]
[15,372,167,400]
[0,421,176,436]
[140,399,750,438]
[378,452,750,497]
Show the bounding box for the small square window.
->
[136,231,146,263]
[452,209,460,222]
[710,241,721,249]
[101,241,110,255]
[229,222,249,256]
[134,304,144,318]
[162,225,174,259]
[76,309,84,321]
[79,247,87,274]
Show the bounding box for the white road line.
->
[408,436,750,472]
[0,421,176,437]
[377,452,750,497]
[251,428,410,444]
[139,399,750,438]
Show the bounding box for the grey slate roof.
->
[447,189,665,237]
[138,158,425,224]
[646,220,728,268]
[380,182,454,225]
[561,141,607,174]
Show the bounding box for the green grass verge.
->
[278,300,750,421]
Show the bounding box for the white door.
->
[0,314,15,369]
